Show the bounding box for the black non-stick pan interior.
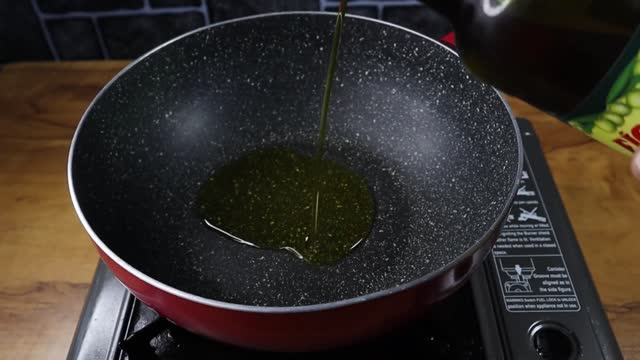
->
[70,12,521,307]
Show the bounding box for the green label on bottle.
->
[565,27,640,157]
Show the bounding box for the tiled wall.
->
[2,0,452,63]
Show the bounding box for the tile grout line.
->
[201,0,211,25]
[322,0,420,7]
[320,0,421,19]
[32,0,425,62]
[39,7,206,21]
[37,5,208,61]
[91,17,110,60]
[31,0,60,60]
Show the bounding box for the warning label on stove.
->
[492,156,580,313]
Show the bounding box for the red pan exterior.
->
[65,12,524,353]
[96,229,498,352]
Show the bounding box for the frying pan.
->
[68,11,523,352]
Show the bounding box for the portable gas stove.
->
[66,118,623,359]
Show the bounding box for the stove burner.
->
[119,318,169,359]
[67,119,623,360]
[118,284,485,358]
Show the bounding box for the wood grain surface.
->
[1,61,638,359]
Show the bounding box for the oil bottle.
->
[420,0,640,157]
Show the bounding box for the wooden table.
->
[1,61,638,359]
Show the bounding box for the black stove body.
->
[67,118,623,360]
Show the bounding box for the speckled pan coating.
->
[70,12,521,307]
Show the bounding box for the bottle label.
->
[565,27,640,157]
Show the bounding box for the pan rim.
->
[67,10,524,313]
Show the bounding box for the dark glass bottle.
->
[421,0,640,156]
